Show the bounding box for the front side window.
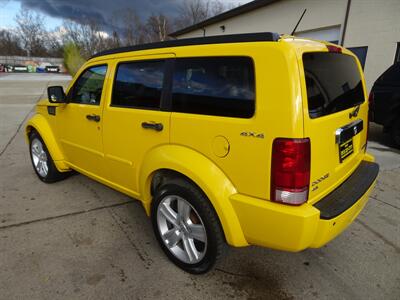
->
[68,65,107,105]
[171,57,255,118]
[112,61,165,109]
[303,52,365,119]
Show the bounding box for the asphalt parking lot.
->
[0,73,399,299]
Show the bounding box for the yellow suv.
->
[26,33,379,274]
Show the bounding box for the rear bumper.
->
[230,160,379,251]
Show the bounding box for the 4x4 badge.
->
[240,132,265,139]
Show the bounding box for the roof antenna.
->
[291,9,307,36]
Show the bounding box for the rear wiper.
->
[349,104,361,118]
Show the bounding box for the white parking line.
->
[0,104,35,107]
[0,74,72,81]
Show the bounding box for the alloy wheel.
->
[157,195,207,264]
[31,138,49,178]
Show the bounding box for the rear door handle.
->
[141,122,163,132]
[86,114,100,122]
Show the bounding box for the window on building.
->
[171,57,255,118]
[68,65,107,105]
[112,61,165,109]
[348,46,368,69]
[395,42,400,63]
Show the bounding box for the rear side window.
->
[172,57,255,118]
[112,61,164,109]
[303,53,365,119]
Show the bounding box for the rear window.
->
[303,52,365,118]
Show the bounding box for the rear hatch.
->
[300,49,368,204]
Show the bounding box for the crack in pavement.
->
[375,180,400,193]
[76,175,154,268]
[0,80,51,157]
[0,105,33,157]
[0,201,134,231]
[215,268,259,279]
[370,195,400,210]
[107,208,154,268]
[355,219,400,254]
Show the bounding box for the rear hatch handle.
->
[335,119,363,144]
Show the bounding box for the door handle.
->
[141,122,163,132]
[86,114,100,122]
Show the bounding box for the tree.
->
[0,29,26,56]
[62,19,107,58]
[145,14,172,42]
[109,8,145,46]
[1,1,237,61]
[63,42,85,76]
[174,0,229,30]
[15,8,48,56]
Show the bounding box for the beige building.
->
[170,0,400,90]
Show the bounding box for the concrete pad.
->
[0,73,399,299]
[0,105,33,152]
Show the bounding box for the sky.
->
[0,0,252,31]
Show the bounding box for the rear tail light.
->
[271,138,311,205]
[368,91,374,107]
[366,92,374,148]
[368,92,374,118]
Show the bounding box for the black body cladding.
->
[314,161,379,219]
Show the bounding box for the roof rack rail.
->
[91,32,280,59]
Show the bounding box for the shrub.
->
[63,43,85,76]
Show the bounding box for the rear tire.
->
[29,130,68,183]
[151,177,226,274]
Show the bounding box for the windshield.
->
[303,52,365,119]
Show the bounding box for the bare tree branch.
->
[15,8,48,56]
[0,29,25,56]
[174,0,231,30]
[145,14,172,42]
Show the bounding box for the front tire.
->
[151,178,226,274]
[29,131,68,183]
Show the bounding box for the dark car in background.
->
[370,62,400,147]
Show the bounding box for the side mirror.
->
[47,86,66,103]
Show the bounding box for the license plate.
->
[339,138,354,162]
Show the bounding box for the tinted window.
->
[172,57,255,118]
[303,53,365,119]
[112,61,164,109]
[69,65,107,105]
